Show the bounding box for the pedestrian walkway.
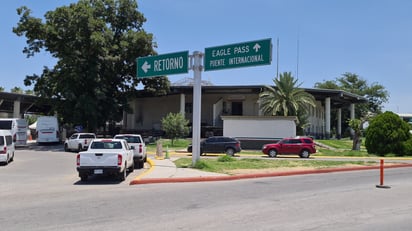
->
[129,157,228,185]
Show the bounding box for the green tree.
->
[11,87,23,94]
[0,87,4,92]
[315,72,389,116]
[365,111,410,156]
[259,72,316,134]
[315,72,388,138]
[13,0,169,132]
[24,89,34,95]
[161,112,189,146]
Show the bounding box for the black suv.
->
[187,136,241,156]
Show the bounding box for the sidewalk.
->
[130,157,228,185]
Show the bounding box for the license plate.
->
[94,169,103,174]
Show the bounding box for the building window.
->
[231,102,243,115]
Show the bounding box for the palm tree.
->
[259,72,316,133]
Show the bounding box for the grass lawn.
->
[147,138,410,173]
[174,156,378,175]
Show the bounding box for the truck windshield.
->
[91,141,122,149]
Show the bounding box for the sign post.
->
[204,38,271,71]
[191,51,203,165]
[136,51,189,78]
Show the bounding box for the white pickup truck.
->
[64,133,96,152]
[76,138,135,182]
[113,134,147,169]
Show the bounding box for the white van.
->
[0,130,15,165]
[36,116,60,144]
[0,118,28,146]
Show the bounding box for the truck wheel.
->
[118,169,126,181]
[128,161,135,173]
[80,174,88,182]
[138,160,144,169]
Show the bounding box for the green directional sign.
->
[136,51,189,78]
[204,38,272,71]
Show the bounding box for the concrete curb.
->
[130,162,412,185]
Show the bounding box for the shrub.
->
[193,160,209,169]
[217,155,235,162]
[400,138,412,156]
[161,113,190,146]
[365,111,410,156]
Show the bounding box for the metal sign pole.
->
[191,51,203,165]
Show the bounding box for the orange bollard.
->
[376,159,391,189]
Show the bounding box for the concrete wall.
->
[221,116,296,138]
[126,92,261,131]
[128,94,182,130]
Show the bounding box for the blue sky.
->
[2,1,412,113]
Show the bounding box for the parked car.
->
[187,136,241,156]
[76,138,134,181]
[262,136,316,158]
[64,133,96,152]
[0,130,15,165]
[113,134,147,169]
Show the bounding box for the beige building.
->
[123,85,367,140]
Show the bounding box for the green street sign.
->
[136,51,189,78]
[204,38,272,71]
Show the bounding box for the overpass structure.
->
[0,92,52,118]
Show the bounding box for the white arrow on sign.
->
[141,61,151,73]
[253,43,261,52]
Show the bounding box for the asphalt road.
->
[1,144,412,230]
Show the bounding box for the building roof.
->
[169,85,368,108]
[0,92,52,115]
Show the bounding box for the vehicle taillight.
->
[117,154,122,166]
[236,142,240,147]
[76,154,80,166]
[139,144,142,153]
[0,147,6,154]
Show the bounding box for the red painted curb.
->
[129,163,412,185]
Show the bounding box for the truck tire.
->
[80,174,88,182]
[128,161,135,173]
[118,168,126,181]
[137,160,144,169]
